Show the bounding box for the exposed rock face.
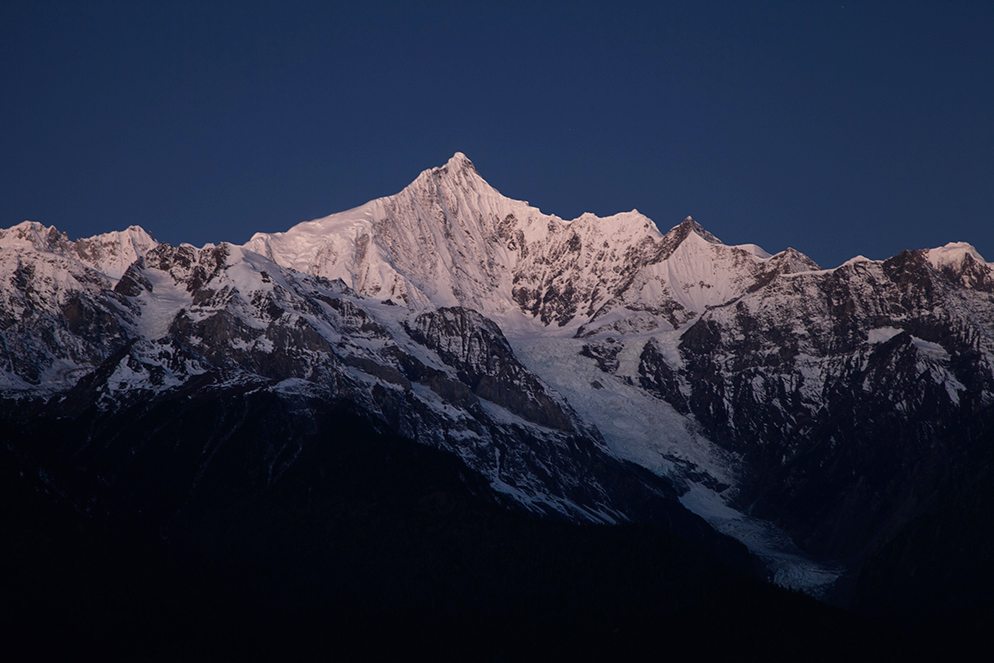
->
[406,307,577,432]
[637,338,689,414]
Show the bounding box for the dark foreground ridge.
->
[4,410,925,662]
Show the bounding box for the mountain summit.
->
[245,153,820,335]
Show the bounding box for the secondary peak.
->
[668,216,723,245]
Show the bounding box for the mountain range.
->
[4,153,992,656]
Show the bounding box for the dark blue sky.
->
[2,1,992,268]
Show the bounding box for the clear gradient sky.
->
[2,1,992,269]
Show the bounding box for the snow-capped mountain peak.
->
[925,241,989,273]
[0,220,157,281]
[244,153,668,330]
[923,241,994,292]
[71,225,158,280]
[666,216,723,246]
[243,155,828,337]
[0,220,75,254]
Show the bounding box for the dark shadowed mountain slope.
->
[4,406,919,661]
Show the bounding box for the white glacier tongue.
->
[677,484,845,596]
[511,332,845,596]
